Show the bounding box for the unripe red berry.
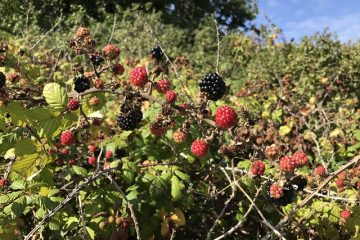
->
[102,44,120,60]
[68,159,76,166]
[173,130,187,143]
[0,178,9,187]
[105,151,112,159]
[269,183,283,199]
[56,159,64,166]
[129,67,148,87]
[60,130,75,146]
[89,96,100,106]
[60,148,69,155]
[49,148,57,155]
[338,171,347,180]
[335,179,345,188]
[7,71,20,82]
[292,150,308,166]
[341,210,351,219]
[215,105,238,129]
[191,139,208,158]
[150,123,167,137]
[94,78,104,89]
[154,79,171,94]
[165,90,177,103]
[112,63,125,75]
[88,156,96,166]
[279,156,296,173]
[67,99,80,111]
[315,166,326,176]
[88,145,97,153]
[251,160,266,176]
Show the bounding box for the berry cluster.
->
[154,79,171,94]
[74,76,91,93]
[173,130,187,144]
[279,151,309,173]
[191,139,208,158]
[151,46,164,62]
[129,67,149,87]
[67,98,79,111]
[268,182,295,206]
[60,130,76,146]
[251,160,266,176]
[117,108,143,131]
[89,53,104,66]
[199,72,227,101]
[215,105,238,129]
[102,44,120,60]
[279,156,296,173]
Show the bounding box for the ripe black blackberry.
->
[0,71,5,88]
[151,46,164,62]
[199,73,227,101]
[117,108,143,131]
[74,76,91,93]
[89,54,104,66]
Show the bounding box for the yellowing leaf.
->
[170,208,186,226]
[279,125,291,136]
[39,187,50,197]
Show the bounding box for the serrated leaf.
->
[11,196,26,217]
[11,153,51,179]
[72,165,88,176]
[171,175,184,201]
[43,83,68,111]
[174,170,190,182]
[10,180,26,190]
[15,138,37,156]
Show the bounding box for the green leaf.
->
[43,83,68,111]
[11,196,26,217]
[86,227,95,240]
[279,125,291,136]
[15,138,37,156]
[174,170,190,182]
[9,180,26,190]
[72,165,88,177]
[11,153,51,179]
[171,175,184,201]
[354,130,360,141]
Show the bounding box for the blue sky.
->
[253,0,360,42]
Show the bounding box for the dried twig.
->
[24,166,120,240]
[108,14,117,43]
[214,19,220,75]
[220,168,287,240]
[206,167,236,240]
[214,185,263,240]
[29,15,63,51]
[76,194,90,239]
[262,154,360,240]
[303,189,360,203]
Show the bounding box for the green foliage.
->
[0,6,359,240]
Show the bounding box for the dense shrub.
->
[0,6,359,240]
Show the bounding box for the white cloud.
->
[284,13,360,42]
